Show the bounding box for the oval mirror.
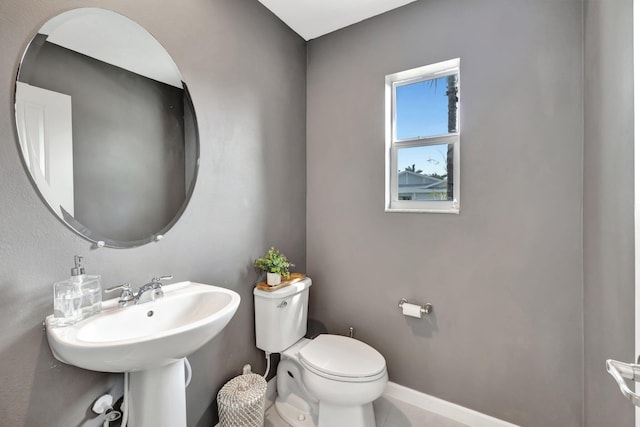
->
[14,8,199,248]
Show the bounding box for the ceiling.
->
[256,0,418,41]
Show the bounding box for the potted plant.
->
[254,247,294,286]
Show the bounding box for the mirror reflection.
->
[15,8,199,248]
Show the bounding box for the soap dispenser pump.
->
[71,255,85,277]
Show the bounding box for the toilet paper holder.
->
[398,298,433,317]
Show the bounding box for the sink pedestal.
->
[129,359,187,427]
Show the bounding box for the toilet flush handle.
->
[277,300,288,308]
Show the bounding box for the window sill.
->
[385,207,460,214]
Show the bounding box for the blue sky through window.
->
[395,75,456,176]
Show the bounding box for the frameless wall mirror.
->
[14,8,199,248]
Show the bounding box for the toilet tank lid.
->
[253,277,312,299]
[299,334,386,378]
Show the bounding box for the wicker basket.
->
[217,372,267,427]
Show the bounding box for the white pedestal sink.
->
[45,281,241,427]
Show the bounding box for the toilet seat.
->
[298,334,386,383]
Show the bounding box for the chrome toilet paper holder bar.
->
[398,298,433,316]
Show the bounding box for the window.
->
[385,58,460,213]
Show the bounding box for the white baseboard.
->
[384,382,520,427]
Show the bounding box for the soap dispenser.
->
[52,274,82,327]
[71,255,102,319]
[52,256,102,326]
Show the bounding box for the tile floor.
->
[263,395,468,427]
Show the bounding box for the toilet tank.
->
[254,277,312,353]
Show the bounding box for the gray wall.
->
[307,0,584,426]
[584,0,635,425]
[0,0,306,425]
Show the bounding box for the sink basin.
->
[46,281,241,372]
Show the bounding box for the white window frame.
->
[385,58,461,214]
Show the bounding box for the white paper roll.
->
[402,302,422,318]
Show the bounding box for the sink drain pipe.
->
[92,394,122,427]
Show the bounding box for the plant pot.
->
[266,272,281,286]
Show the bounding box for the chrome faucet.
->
[135,275,172,304]
[105,275,172,307]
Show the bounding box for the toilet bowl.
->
[254,278,388,427]
[275,336,387,427]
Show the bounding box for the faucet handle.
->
[105,283,132,293]
[105,283,134,307]
[152,275,173,283]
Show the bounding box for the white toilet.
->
[254,277,388,427]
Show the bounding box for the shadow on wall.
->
[307,318,328,338]
[0,276,111,427]
[21,329,118,427]
[309,310,438,339]
[189,299,264,427]
[404,309,439,338]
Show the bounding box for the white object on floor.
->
[217,369,267,427]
